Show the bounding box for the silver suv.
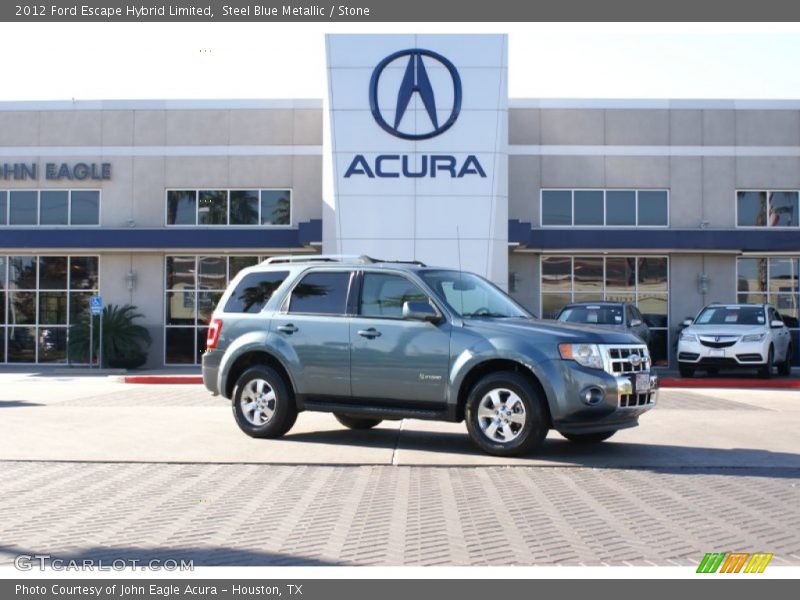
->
[677,303,792,378]
[202,255,657,456]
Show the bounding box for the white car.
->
[677,303,793,378]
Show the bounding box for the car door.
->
[768,307,791,361]
[349,271,451,405]
[270,269,354,398]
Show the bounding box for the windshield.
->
[557,305,623,325]
[419,270,531,319]
[694,305,766,326]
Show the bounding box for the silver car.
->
[555,302,650,344]
[677,303,793,378]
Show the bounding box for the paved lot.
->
[0,373,798,566]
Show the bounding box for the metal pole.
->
[89,313,94,369]
[99,310,104,369]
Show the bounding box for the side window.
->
[223,271,288,313]
[360,273,427,318]
[288,271,351,315]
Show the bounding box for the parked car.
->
[555,301,650,343]
[677,303,792,378]
[202,255,657,456]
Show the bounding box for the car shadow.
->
[0,400,43,408]
[282,427,800,476]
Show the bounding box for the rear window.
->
[223,271,289,313]
[557,305,623,325]
[288,271,351,315]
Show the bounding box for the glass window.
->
[738,191,767,226]
[39,257,68,290]
[360,273,427,318]
[9,191,37,225]
[289,271,351,315]
[606,191,636,226]
[198,190,227,225]
[769,258,798,294]
[69,292,92,322]
[605,257,636,291]
[69,257,99,290]
[7,327,36,362]
[541,294,571,320]
[637,257,668,292]
[40,191,69,225]
[39,292,68,325]
[574,191,604,226]
[229,256,259,279]
[70,191,99,225]
[421,271,528,319]
[38,327,67,363]
[166,256,196,290]
[541,256,571,291]
[165,328,196,364]
[198,257,227,290]
[768,191,799,227]
[197,291,223,325]
[166,292,196,325]
[8,291,36,324]
[637,191,668,226]
[224,271,289,314]
[261,191,291,225]
[230,190,260,225]
[738,258,767,293]
[573,257,603,292]
[541,190,572,226]
[167,191,197,225]
[9,256,37,290]
[638,294,668,328]
[0,191,6,225]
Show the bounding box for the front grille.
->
[699,335,739,349]
[619,392,655,408]
[603,345,650,375]
[697,357,740,367]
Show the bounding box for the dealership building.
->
[1,33,799,368]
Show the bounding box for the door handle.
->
[277,324,298,334]
[358,328,382,339]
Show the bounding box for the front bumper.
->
[550,360,658,434]
[677,339,768,366]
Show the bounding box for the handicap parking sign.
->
[89,295,103,315]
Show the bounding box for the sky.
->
[1,22,800,101]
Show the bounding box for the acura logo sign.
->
[369,48,462,140]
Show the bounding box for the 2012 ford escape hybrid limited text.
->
[202,255,657,456]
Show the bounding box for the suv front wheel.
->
[232,366,297,438]
[465,371,548,457]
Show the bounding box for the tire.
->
[561,430,617,444]
[232,366,297,438]
[706,368,719,376]
[778,345,793,377]
[334,413,383,430]
[679,364,695,378]
[465,371,548,457]
[758,346,774,379]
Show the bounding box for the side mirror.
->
[402,300,440,322]
[629,319,642,327]
[771,320,785,328]
[682,318,693,327]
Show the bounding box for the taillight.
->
[206,319,223,350]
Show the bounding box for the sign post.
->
[89,296,103,368]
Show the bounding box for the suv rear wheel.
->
[465,371,547,457]
[334,414,383,430]
[232,366,297,438]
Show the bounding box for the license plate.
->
[709,349,724,357]
[635,372,650,394]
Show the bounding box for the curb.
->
[120,374,800,390]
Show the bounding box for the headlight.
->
[680,332,697,342]
[558,343,604,370]
[742,333,766,342]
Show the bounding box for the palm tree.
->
[68,304,152,368]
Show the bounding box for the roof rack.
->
[263,255,427,267]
